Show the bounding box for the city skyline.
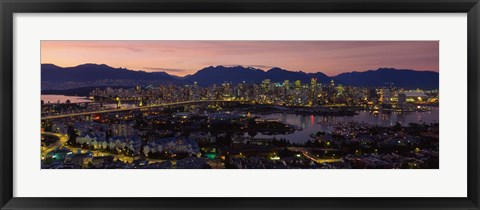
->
[41,41,439,76]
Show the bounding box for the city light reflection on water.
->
[41,95,91,103]
[253,108,439,143]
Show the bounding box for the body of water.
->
[41,95,91,104]
[251,108,439,143]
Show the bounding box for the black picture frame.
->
[1,0,479,209]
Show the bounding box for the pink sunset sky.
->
[41,41,439,77]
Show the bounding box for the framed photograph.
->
[1,0,479,209]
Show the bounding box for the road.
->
[41,99,238,120]
[287,147,342,164]
[41,132,68,157]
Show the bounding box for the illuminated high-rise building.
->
[295,80,302,90]
[261,79,271,93]
[283,80,290,89]
[310,78,317,87]
[327,79,336,104]
[309,78,318,105]
[337,84,344,95]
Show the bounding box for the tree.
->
[105,128,112,141]
[393,122,402,132]
[44,156,53,165]
[81,143,89,149]
[42,120,53,132]
[143,145,150,157]
[67,125,78,146]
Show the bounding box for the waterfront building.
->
[398,92,428,104]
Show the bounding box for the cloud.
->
[144,67,188,73]
[126,47,144,52]
[222,64,277,69]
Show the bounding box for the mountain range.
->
[41,63,439,90]
[183,66,332,86]
[42,63,176,82]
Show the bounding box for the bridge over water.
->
[41,100,241,120]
